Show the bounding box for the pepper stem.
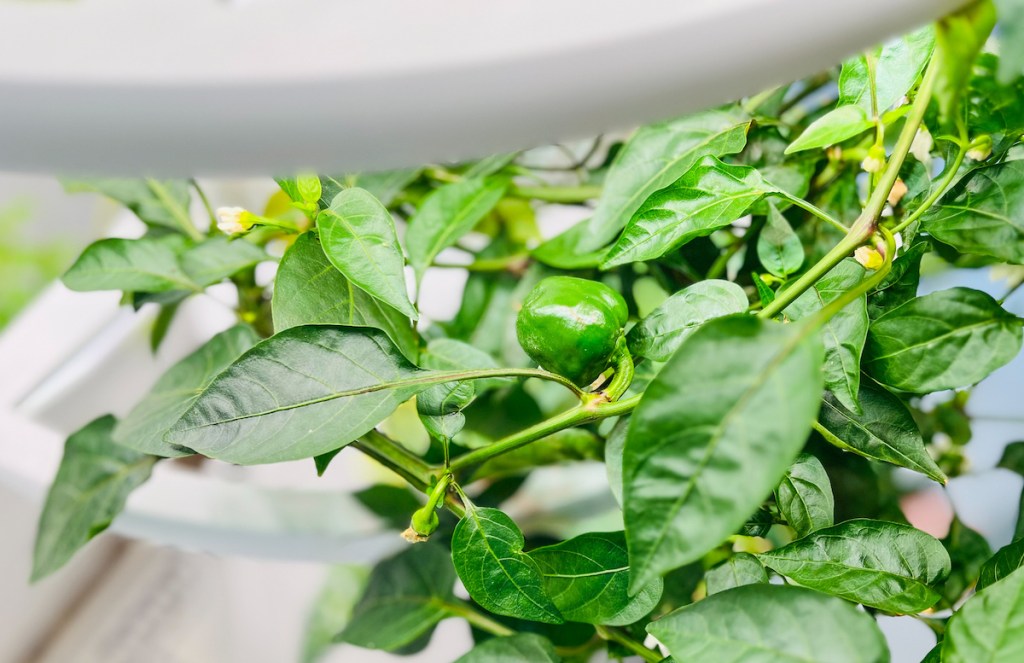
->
[600,338,634,402]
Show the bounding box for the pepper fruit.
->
[516,276,628,388]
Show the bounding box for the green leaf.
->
[532,221,605,270]
[301,565,369,663]
[166,325,447,465]
[62,179,192,232]
[62,236,198,293]
[838,27,935,113]
[998,441,1024,475]
[32,416,157,581]
[418,338,504,442]
[785,106,875,154]
[977,538,1024,591]
[775,453,834,538]
[626,279,748,362]
[529,531,662,626]
[114,325,260,457]
[623,315,824,591]
[319,169,421,209]
[338,544,456,651]
[817,380,947,484]
[454,634,560,663]
[758,519,951,613]
[451,505,563,624]
[752,272,777,307]
[867,242,928,319]
[934,0,997,125]
[757,202,804,277]
[317,188,418,320]
[997,0,1024,82]
[785,259,868,413]
[863,288,1022,393]
[602,156,777,267]
[578,106,751,251]
[942,566,1024,663]
[405,178,507,279]
[180,237,267,287]
[647,584,890,663]
[924,160,1024,264]
[941,517,993,605]
[271,233,420,362]
[704,553,768,595]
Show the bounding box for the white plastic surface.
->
[0,0,967,175]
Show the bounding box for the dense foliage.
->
[29,2,1024,661]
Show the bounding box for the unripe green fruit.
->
[516,276,628,387]
[410,505,440,537]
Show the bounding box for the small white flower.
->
[910,128,933,166]
[216,206,252,235]
[861,154,884,174]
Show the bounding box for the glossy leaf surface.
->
[579,107,750,251]
[405,178,507,279]
[271,233,420,361]
[603,157,776,267]
[32,416,157,581]
[114,325,260,457]
[338,545,456,651]
[817,381,946,483]
[648,584,889,663]
[626,279,748,362]
[775,453,834,538]
[759,519,951,613]
[864,288,1022,393]
[530,531,662,626]
[704,553,769,596]
[785,259,868,413]
[317,187,418,319]
[451,506,563,624]
[623,315,824,591]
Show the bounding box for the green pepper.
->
[516,276,628,387]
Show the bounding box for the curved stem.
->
[758,55,939,321]
[595,626,663,663]
[352,431,433,490]
[190,178,218,229]
[601,339,635,402]
[147,178,203,241]
[891,144,966,235]
[440,600,516,637]
[448,394,641,473]
[509,184,602,203]
[774,192,849,232]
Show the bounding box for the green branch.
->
[595,625,663,663]
[758,55,940,320]
[448,394,640,474]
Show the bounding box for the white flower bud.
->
[216,206,253,235]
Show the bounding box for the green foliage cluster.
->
[27,2,1024,661]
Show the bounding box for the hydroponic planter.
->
[0,0,967,176]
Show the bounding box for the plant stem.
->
[595,626,663,663]
[448,394,641,473]
[433,254,529,272]
[441,600,516,637]
[352,431,433,491]
[190,178,218,229]
[776,193,848,232]
[509,184,602,203]
[758,55,939,320]
[890,144,966,235]
[147,178,203,241]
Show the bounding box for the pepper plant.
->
[29,2,1024,661]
